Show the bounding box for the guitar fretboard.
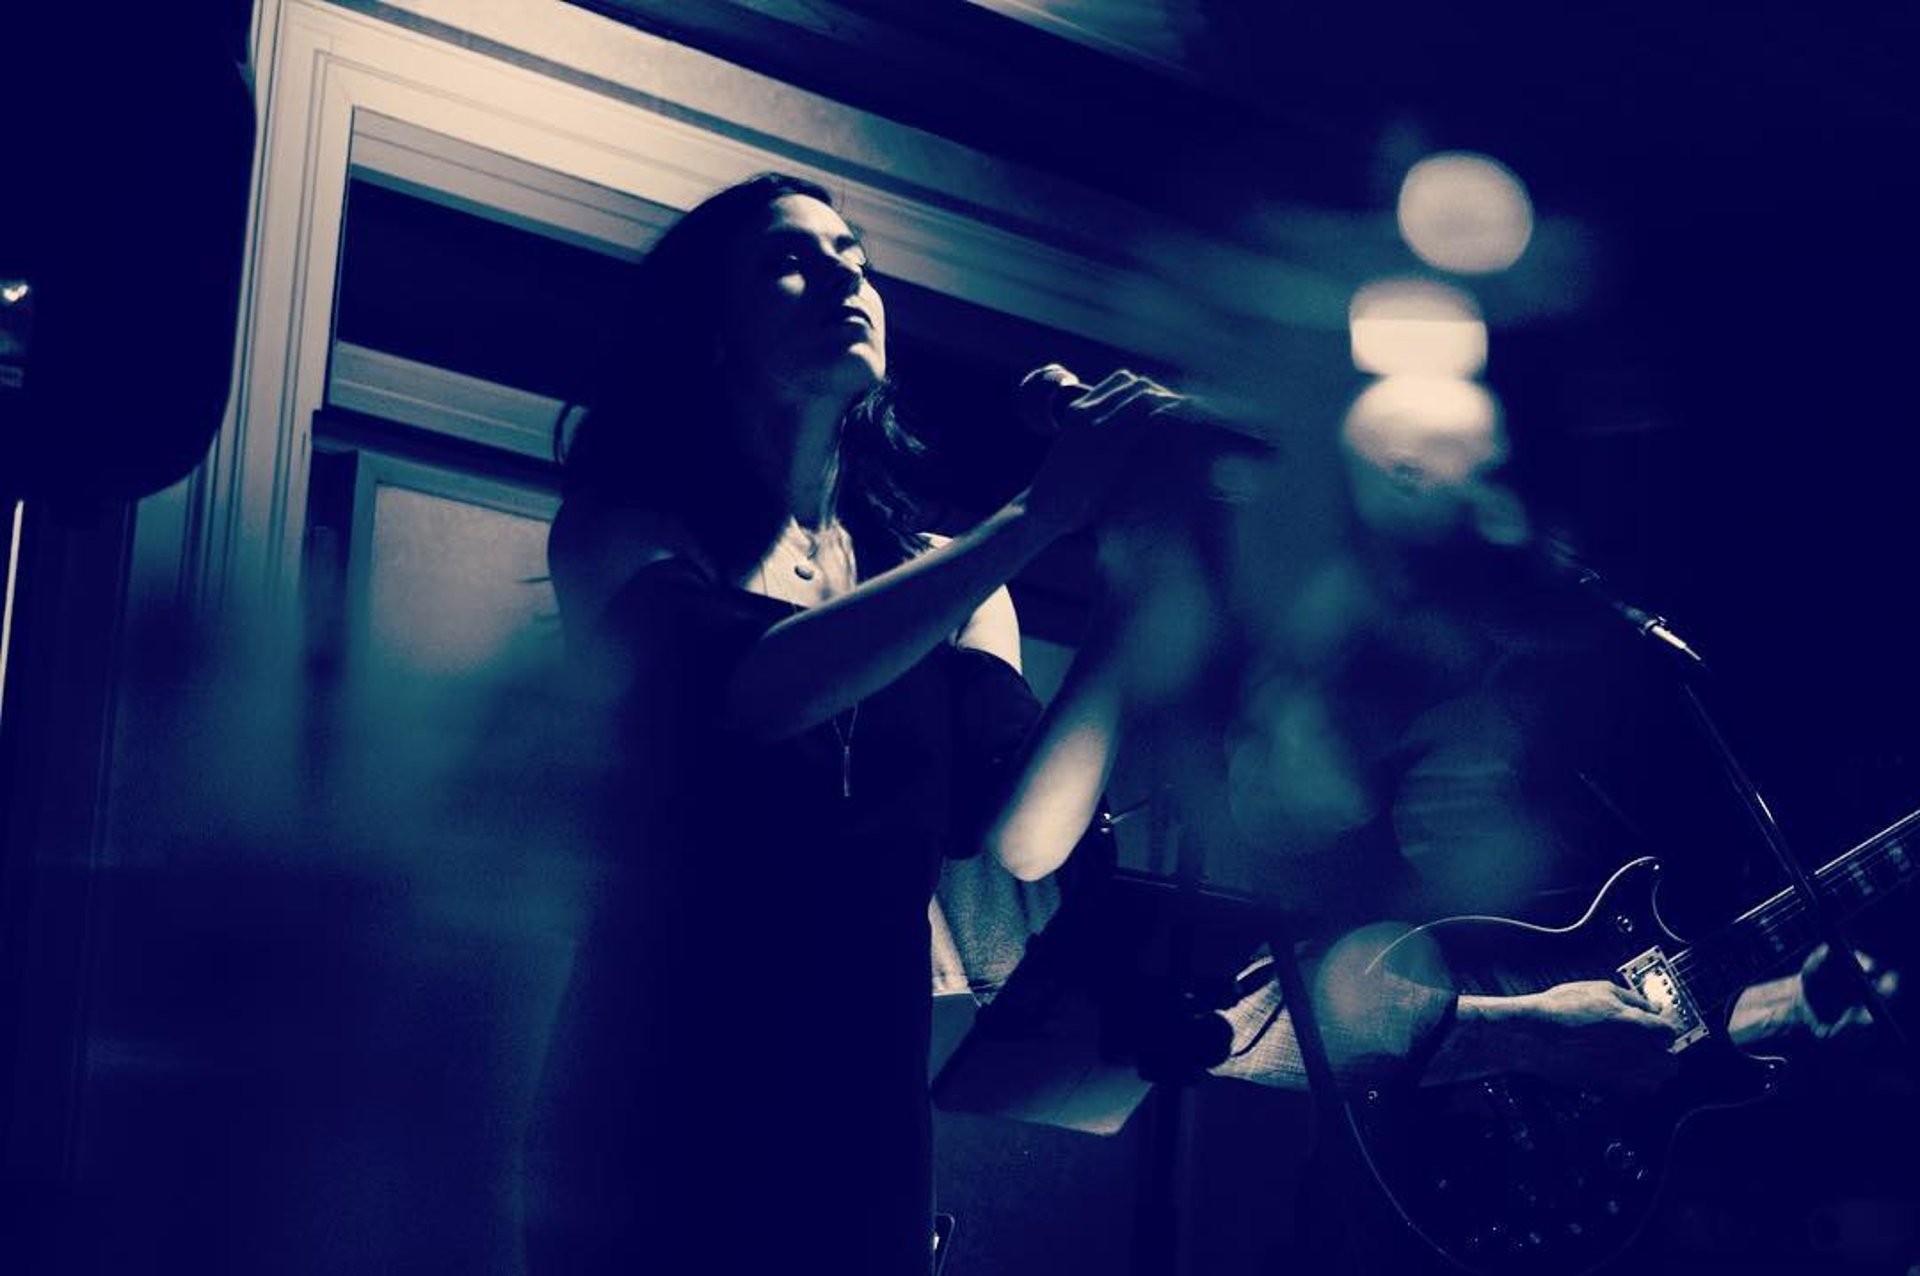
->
[1672,808,1920,1010]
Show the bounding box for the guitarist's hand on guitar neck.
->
[1730,943,1901,1046]
[1447,980,1680,1092]
[1801,943,1901,1036]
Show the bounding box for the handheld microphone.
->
[1013,364,1093,436]
[1014,363,1273,454]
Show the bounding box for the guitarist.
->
[981,378,1901,1271]
[1190,391,1899,1270]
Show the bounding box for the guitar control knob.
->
[1603,1141,1637,1172]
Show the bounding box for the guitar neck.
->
[1674,807,1920,1010]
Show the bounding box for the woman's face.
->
[720,194,887,405]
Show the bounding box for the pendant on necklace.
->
[792,561,816,581]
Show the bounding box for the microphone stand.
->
[1263,903,1368,1272]
[1130,780,1193,1276]
[1610,586,1915,1067]
[1108,445,1370,1273]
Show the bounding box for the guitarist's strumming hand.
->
[1450,980,1680,1091]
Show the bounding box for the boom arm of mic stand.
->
[1565,559,1707,668]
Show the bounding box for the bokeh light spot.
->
[1397,152,1533,274]
[1349,277,1487,378]
[1341,377,1507,542]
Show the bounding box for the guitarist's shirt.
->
[1210,546,1738,1087]
[1220,544,1737,933]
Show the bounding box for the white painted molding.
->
[350,111,676,259]
[346,0,1176,253]
[961,0,1202,82]
[171,0,1308,617]
[327,341,564,461]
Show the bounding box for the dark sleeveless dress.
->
[526,557,1039,1275]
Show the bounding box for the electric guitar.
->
[1348,806,1920,1275]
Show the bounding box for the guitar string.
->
[1718,837,1910,951]
[1658,836,1912,974]
[1450,826,1915,1005]
[1656,832,1914,1000]
[1674,878,1874,987]
[1674,878,1858,981]
[1708,832,1911,943]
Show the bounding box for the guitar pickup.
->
[1618,948,1710,1053]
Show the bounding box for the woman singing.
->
[525,173,1169,1274]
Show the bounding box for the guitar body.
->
[1348,857,1788,1275]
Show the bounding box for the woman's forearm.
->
[724,499,1058,739]
[983,627,1125,879]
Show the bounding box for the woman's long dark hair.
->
[557,173,927,580]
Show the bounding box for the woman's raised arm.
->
[724,371,1182,741]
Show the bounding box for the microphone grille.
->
[1014,363,1085,436]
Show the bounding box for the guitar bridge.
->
[1618,948,1709,1053]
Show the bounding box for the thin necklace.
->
[758,521,860,799]
[780,516,852,582]
[829,701,858,800]
[787,520,820,580]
